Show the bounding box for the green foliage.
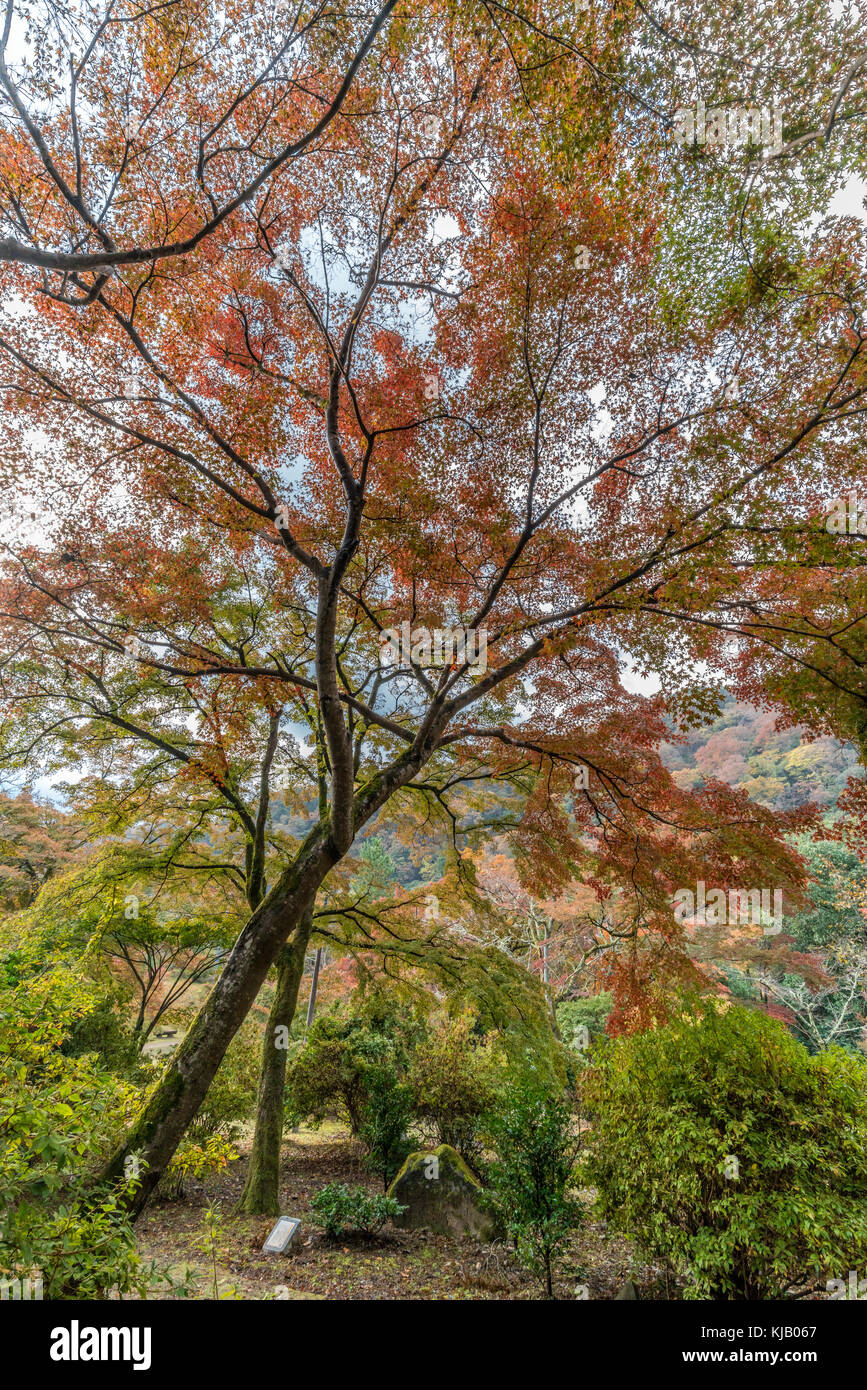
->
[557,993,613,1052]
[356,836,397,886]
[582,1004,867,1299]
[407,1012,503,1165]
[310,1183,405,1239]
[12,853,236,1047]
[482,1074,581,1298]
[0,948,151,1297]
[717,837,867,1053]
[59,988,144,1078]
[6,1187,148,1299]
[287,997,513,1179]
[715,963,762,1002]
[284,993,423,1136]
[357,1068,414,1189]
[193,1206,241,1300]
[786,838,867,952]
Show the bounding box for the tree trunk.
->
[100,743,430,1218]
[100,831,335,1216]
[236,912,312,1215]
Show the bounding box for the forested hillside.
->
[661,696,862,811]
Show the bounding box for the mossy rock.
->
[387,1144,496,1241]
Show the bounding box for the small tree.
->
[100,910,229,1047]
[754,949,867,1054]
[581,1004,867,1299]
[483,1075,581,1299]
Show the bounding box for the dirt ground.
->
[132,1124,668,1301]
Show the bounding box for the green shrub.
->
[284,994,423,1135]
[60,988,144,1078]
[357,1068,414,1189]
[556,993,612,1055]
[309,1183,405,1239]
[284,1023,371,1134]
[7,1189,149,1299]
[483,1074,581,1298]
[408,1012,502,1165]
[0,959,152,1297]
[581,1003,867,1299]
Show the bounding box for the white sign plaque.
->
[263,1216,301,1255]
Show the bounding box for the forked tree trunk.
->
[100,830,335,1216]
[236,911,312,1215]
[101,748,429,1218]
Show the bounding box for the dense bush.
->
[556,993,612,1054]
[286,999,512,1178]
[0,952,152,1296]
[59,988,144,1078]
[357,1067,414,1188]
[310,1183,405,1239]
[483,1074,581,1298]
[284,994,423,1135]
[408,1012,502,1165]
[581,1004,867,1299]
[284,1018,374,1134]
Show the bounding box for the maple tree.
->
[92,901,231,1045]
[0,0,401,279]
[0,788,86,910]
[0,0,866,1218]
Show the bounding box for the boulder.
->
[387,1144,496,1241]
[614,1280,639,1300]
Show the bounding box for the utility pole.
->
[305,946,324,1029]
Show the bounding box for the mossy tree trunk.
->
[100,742,433,1218]
[100,829,336,1216]
[236,911,312,1214]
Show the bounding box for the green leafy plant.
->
[0,951,153,1297]
[357,1067,414,1189]
[309,1183,405,1239]
[581,1003,867,1299]
[59,987,145,1077]
[284,994,423,1135]
[193,1205,241,1300]
[556,993,612,1048]
[408,1012,502,1165]
[482,1074,581,1298]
